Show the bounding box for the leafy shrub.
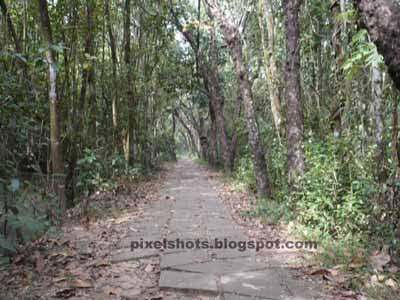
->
[293,135,377,237]
[76,148,106,197]
[235,153,257,192]
[0,178,50,254]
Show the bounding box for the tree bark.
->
[283,0,305,189]
[37,0,66,214]
[372,65,386,182]
[0,0,22,53]
[258,0,283,137]
[354,0,400,91]
[124,0,136,165]
[208,25,233,172]
[204,0,271,197]
[105,0,119,149]
[170,8,234,172]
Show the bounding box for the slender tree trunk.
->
[37,0,66,214]
[283,0,305,189]
[330,0,344,136]
[175,110,199,157]
[124,0,136,165]
[209,103,218,167]
[204,0,271,197]
[258,0,283,137]
[0,0,22,53]
[229,85,243,168]
[170,9,234,172]
[105,0,119,151]
[354,0,400,91]
[85,0,96,146]
[208,25,233,173]
[372,65,386,182]
[171,110,177,161]
[393,97,400,168]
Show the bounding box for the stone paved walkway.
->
[112,159,326,299]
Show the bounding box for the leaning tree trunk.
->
[170,9,234,172]
[204,0,271,197]
[354,0,400,91]
[283,0,305,189]
[37,0,66,214]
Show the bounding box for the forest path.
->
[111,159,326,299]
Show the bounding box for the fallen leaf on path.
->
[106,287,122,295]
[34,251,45,272]
[309,268,331,276]
[55,288,75,298]
[145,264,154,273]
[385,278,398,290]
[388,265,399,273]
[72,279,92,288]
[369,247,390,271]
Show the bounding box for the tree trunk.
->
[208,25,233,173]
[258,0,283,137]
[204,0,271,197]
[171,110,177,161]
[124,0,136,165]
[0,0,22,53]
[330,0,345,136]
[37,0,66,214]
[85,0,96,146]
[372,65,386,182]
[170,9,234,172]
[354,0,400,91]
[105,0,119,150]
[283,0,305,189]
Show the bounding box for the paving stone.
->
[208,248,256,260]
[173,256,270,274]
[159,270,218,293]
[111,248,159,263]
[161,250,209,268]
[220,270,288,299]
[223,294,266,300]
[153,159,325,300]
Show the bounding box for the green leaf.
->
[0,235,16,253]
[8,178,20,193]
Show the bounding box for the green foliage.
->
[76,149,118,196]
[235,153,257,192]
[293,135,377,237]
[247,198,293,224]
[0,178,51,254]
[343,29,384,79]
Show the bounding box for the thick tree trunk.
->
[354,0,400,91]
[37,0,66,214]
[283,0,305,189]
[204,0,271,197]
